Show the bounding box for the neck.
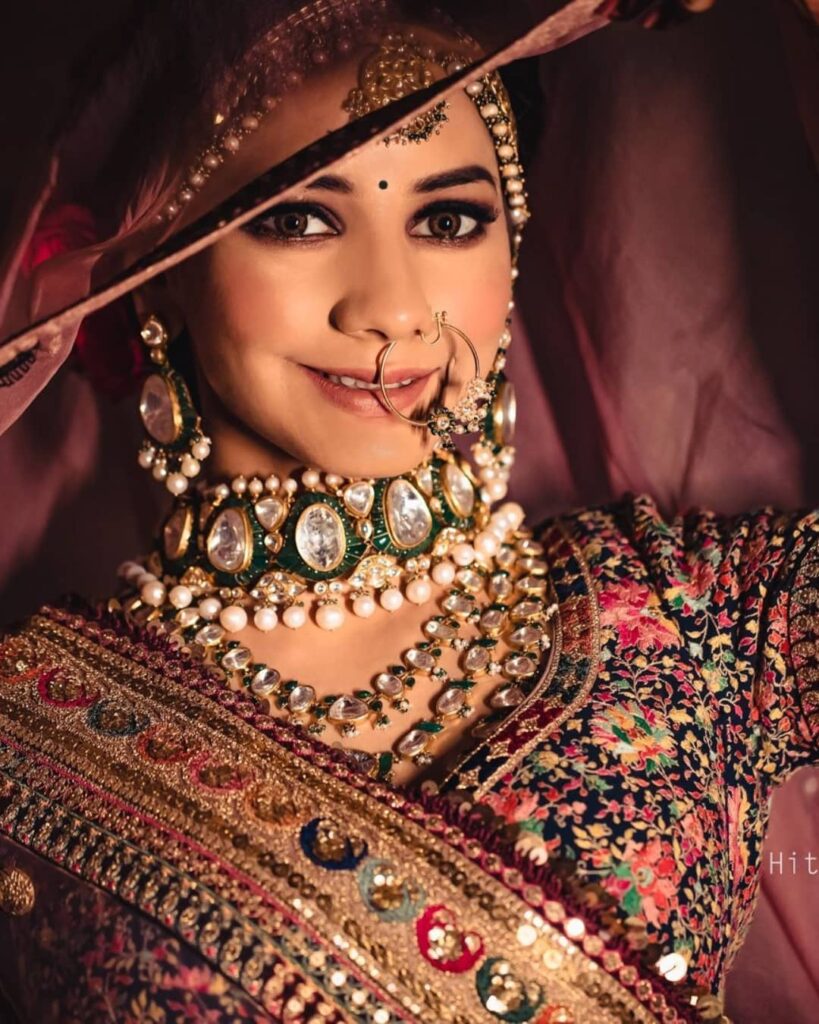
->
[198,376,303,483]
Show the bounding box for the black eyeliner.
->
[242,198,499,244]
[412,198,499,223]
[410,199,499,245]
[242,202,340,241]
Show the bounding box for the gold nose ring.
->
[377,312,492,448]
[418,311,445,346]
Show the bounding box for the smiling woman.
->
[1,2,819,1023]
[122,16,531,786]
[154,61,514,481]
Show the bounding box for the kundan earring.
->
[377,311,495,451]
[136,314,212,495]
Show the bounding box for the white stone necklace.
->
[123,441,516,638]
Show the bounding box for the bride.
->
[0,1,817,1021]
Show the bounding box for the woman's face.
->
[164,31,513,480]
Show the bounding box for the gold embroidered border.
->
[474,524,600,798]
[437,572,564,793]
[0,615,688,1023]
[0,761,327,1019]
[441,520,600,798]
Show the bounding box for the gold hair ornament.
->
[342,31,465,144]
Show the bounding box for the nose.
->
[329,243,438,345]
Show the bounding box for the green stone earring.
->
[136,314,212,496]
[468,311,517,504]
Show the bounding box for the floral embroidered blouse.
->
[0,491,817,1023]
[440,492,819,1001]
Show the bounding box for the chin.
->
[283,428,430,480]
[311,445,432,481]
[275,399,435,479]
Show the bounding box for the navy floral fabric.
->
[469,493,819,994]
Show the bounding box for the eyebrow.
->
[414,165,497,193]
[304,163,497,194]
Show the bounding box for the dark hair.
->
[168,327,203,410]
[498,57,545,169]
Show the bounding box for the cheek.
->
[450,238,512,365]
[206,241,310,350]
[183,239,333,391]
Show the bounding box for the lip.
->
[301,364,441,418]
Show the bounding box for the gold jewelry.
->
[377,311,493,449]
[383,99,450,146]
[487,374,517,448]
[125,446,513,635]
[465,70,531,257]
[418,314,444,346]
[342,31,465,145]
[120,496,556,783]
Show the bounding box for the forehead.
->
[199,36,497,208]
[301,89,498,191]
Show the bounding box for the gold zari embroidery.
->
[0,615,695,1023]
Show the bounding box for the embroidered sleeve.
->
[623,494,819,787]
[786,541,819,757]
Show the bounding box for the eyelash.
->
[242,199,499,247]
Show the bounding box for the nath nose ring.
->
[377,311,493,450]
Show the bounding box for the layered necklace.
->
[119,444,557,782]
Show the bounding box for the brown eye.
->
[274,211,310,237]
[410,204,488,242]
[428,211,463,239]
[243,204,337,241]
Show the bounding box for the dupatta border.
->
[0,609,702,1023]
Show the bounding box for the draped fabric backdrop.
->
[1,0,817,1017]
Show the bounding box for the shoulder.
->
[536,490,819,584]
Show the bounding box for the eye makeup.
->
[241,197,499,245]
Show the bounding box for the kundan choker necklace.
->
[125,427,517,635]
